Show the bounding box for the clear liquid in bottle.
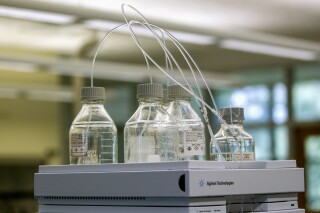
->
[124,83,179,163]
[69,87,118,164]
[210,107,255,161]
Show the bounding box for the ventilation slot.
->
[43,196,146,200]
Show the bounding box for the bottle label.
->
[232,152,255,161]
[184,131,205,157]
[70,133,87,157]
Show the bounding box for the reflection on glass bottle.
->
[124,83,179,163]
[211,107,255,161]
[69,87,118,164]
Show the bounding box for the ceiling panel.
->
[0,0,319,74]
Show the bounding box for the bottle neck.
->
[81,99,105,105]
[221,122,244,130]
[218,120,253,140]
[138,97,163,105]
[169,97,191,103]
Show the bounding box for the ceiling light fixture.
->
[27,89,74,102]
[84,19,216,45]
[0,87,18,99]
[0,6,76,24]
[220,39,319,61]
[0,61,37,72]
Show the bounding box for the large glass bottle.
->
[69,87,118,164]
[124,83,179,163]
[210,107,255,161]
[166,85,205,160]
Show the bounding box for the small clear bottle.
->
[210,107,255,161]
[166,85,205,160]
[124,83,179,163]
[69,87,118,164]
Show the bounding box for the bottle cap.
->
[167,84,192,99]
[137,83,163,98]
[81,87,105,101]
[218,107,244,124]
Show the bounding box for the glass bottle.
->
[124,83,179,163]
[69,87,118,164]
[210,107,255,161]
[166,85,205,160]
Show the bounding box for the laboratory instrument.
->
[34,160,305,213]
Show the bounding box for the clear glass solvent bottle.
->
[69,87,118,164]
[166,85,205,160]
[210,107,255,161]
[124,83,179,163]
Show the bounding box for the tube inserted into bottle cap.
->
[81,87,105,101]
[137,83,163,98]
[219,107,244,123]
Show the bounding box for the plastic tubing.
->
[90,23,153,87]
[122,3,220,146]
[121,4,221,121]
[121,4,219,116]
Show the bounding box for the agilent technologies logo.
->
[198,179,205,187]
[198,178,235,188]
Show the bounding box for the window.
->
[293,80,320,122]
[273,83,288,124]
[274,126,289,160]
[293,63,320,122]
[305,136,320,211]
